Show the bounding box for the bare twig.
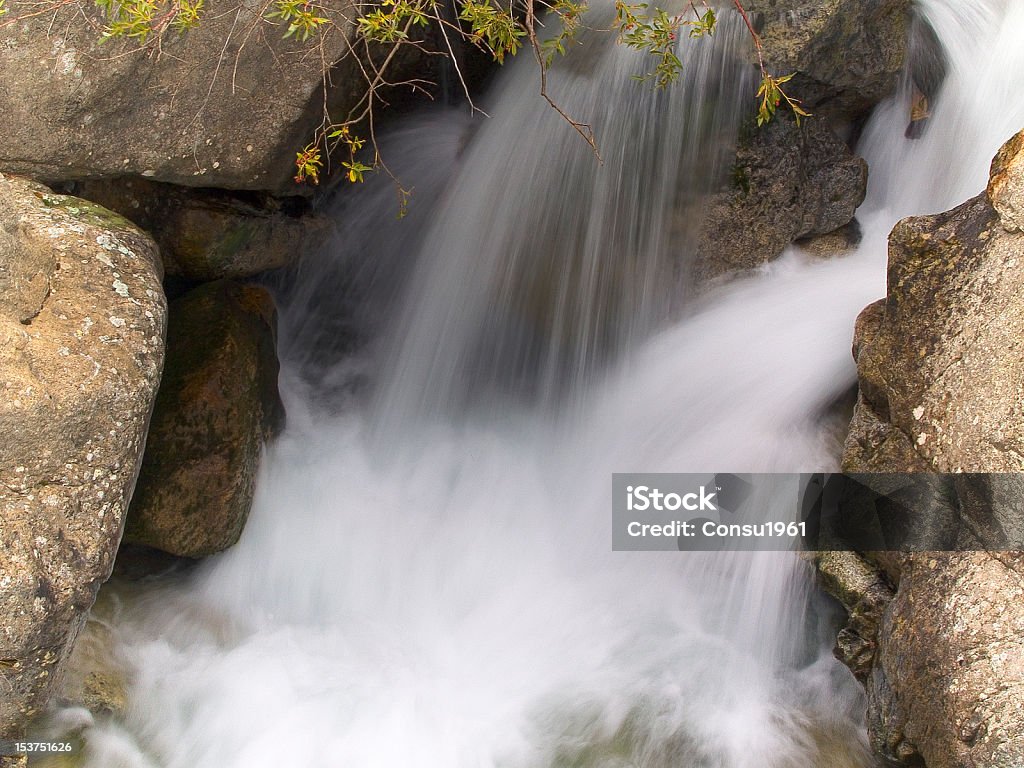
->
[523,0,600,159]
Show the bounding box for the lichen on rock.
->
[0,174,166,739]
[830,129,1024,767]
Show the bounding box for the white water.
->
[48,2,1024,766]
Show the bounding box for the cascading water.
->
[42,1,1024,766]
[372,11,753,427]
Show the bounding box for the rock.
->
[57,626,126,718]
[843,135,1024,472]
[692,0,914,279]
[745,0,911,122]
[0,175,165,738]
[870,550,1024,768]
[796,220,862,259]
[694,117,867,281]
[814,550,894,683]
[63,179,331,281]
[0,0,373,192]
[832,131,1024,767]
[123,280,284,558]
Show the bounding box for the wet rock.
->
[0,0,374,192]
[796,220,862,260]
[124,280,284,558]
[57,622,126,719]
[694,117,867,281]
[814,550,894,683]
[691,0,913,280]
[63,179,331,281]
[0,175,165,738]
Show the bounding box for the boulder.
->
[843,133,1024,473]
[64,179,332,281]
[0,0,372,192]
[746,0,911,122]
[690,0,912,280]
[123,280,284,558]
[831,131,1024,766]
[694,116,867,281]
[0,175,165,738]
[868,549,1024,768]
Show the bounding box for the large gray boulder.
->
[830,131,1024,766]
[0,0,369,192]
[0,175,165,738]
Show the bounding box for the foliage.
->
[539,0,585,64]
[94,0,204,40]
[265,0,328,41]
[613,1,716,87]
[756,72,809,126]
[0,0,7,16]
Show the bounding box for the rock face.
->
[695,117,867,281]
[869,547,1024,768]
[65,179,332,281]
[123,280,284,558]
[0,0,368,192]
[832,131,1024,767]
[844,135,1024,473]
[747,0,911,122]
[0,175,166,737]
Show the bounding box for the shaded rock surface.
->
[747,0,911,122]
[695,117,867,281]
[64,179,332,281]
[124,280,284,558]
[829,132,1024,767]
[0,0,369,192]
[0,175,165,738]
[692,0,913,280]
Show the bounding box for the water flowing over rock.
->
[123,280,284,558]
[0,175,166,738]
[0,0,372,192]
[833,131,1024,766]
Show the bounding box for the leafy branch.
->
[728,0,808,125]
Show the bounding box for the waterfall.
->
[48,2,1024,767]
[371,12,753,429]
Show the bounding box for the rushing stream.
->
[42,1,1024,766]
